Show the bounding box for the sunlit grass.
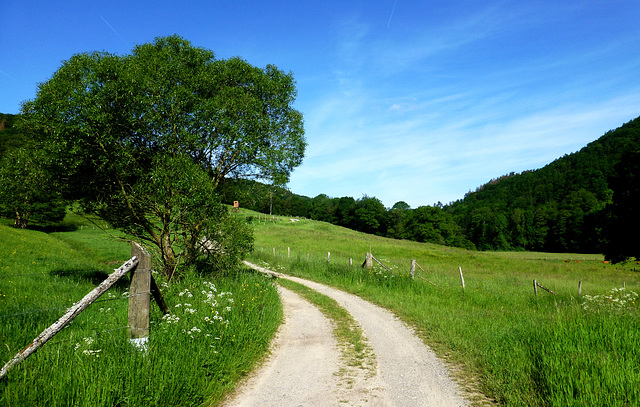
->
[0,218,282,407]
[244,211,640,406]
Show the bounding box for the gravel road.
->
[221,262,469,406]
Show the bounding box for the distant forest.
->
[2,113,639,260]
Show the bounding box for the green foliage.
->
[19,35,305,276]
[354,195,387,235]
[0,114,22,156]
[602,148,640,263]
[0,113,66,228]
[0,147,66,228]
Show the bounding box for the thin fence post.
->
[533,279,538,296]
[307,253,309,262]
[578,281,582,296]
[327,252,331,264]
[349,258,353,267]
[459,266,465,289]
[288,247,290,259]
[273,247,275,256]
[129,242,151,350]
[410,260,416,280]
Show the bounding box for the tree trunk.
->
[14,211,28,229]
[160,231,177,278]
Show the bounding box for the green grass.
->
[3,210,639,406]
[243,211,640,407]
[0,215,282,407]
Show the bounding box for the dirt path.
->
[221,262,469,406]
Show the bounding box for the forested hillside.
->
[445,116,640,253]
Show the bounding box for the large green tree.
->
[21,35,306,276]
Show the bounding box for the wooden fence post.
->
[327,252,331,264]
[578,281,582,296]
[129,243,151,350]
[288,247,290,259]
[533,279,538,296]
[459,266,465,289]
[410,260,416,280]
[349,258,353,267]
[365,251,373,269]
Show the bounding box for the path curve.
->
[222,262,469,406]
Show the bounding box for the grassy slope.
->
[244,210,640,407]
[0,214,282,407]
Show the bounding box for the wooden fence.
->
[0,242,168,381]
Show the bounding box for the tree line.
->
[445,116,640,262]
[218,179,473,250]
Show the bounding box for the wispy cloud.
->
[0,70,16,80]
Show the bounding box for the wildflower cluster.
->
[74,336,102,358]
[159,280,235,351]
[582,287,638,314]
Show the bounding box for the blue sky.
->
[2,1,639,208]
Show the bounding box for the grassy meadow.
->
[0,212,282,407]
[245,211,640,407]
[1,208,639,406]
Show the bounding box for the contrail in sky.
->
[0,70,16,80]
[387,0,398,29]
[100,16,129,47]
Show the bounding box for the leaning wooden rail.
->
[533,279,556,296]
[0,256,139,381]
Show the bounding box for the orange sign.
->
[233,201,239,208]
